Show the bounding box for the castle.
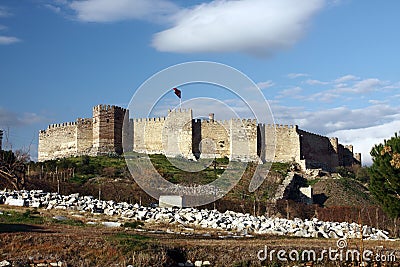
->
[38,104,361,171]
[0,129,3,151]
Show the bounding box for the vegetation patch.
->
[123,221,144,229]
[107,232,155,253]
[0,209,44,225]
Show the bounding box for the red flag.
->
[173,88,181,99]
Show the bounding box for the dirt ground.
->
[0,206,399,267]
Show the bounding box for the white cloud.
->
[152,0,325,55]
[0,36,21,45]
[287,73,309,79]
[334,74,359,83]
[275,87,302,99]
[68,0,179,22]
[0,6,11,18]
[269,102,400,134]
[337,78,385,94]
[257,80,274,90]
[300,91,341,102]
[0,25,7,31]
[0,107,48,127]
[305,79,329,85]
[44,4,62,14]
[328,120,400,165]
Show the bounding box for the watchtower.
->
[92,104,128,155]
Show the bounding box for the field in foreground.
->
[0,206,399,267]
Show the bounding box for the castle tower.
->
[354,153,362,166]
[208,113,214,122]
[162,108,193,158]
[92,104,128,155]
[329,137,339,153]
[0,129,3,151]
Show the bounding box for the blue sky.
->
[0,0,399,165]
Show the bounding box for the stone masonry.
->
[0,129,3,151]
[38,104,361,171]
[38,105,127,161]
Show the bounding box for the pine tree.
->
[369,132,400,219]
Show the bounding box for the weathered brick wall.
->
[338,144,357,167]
[141,118,165,153]
[162,109,193,158]
[92,105,126,155]
[192,119,230,159]
[76,118,93,155]
[229,119,258,161]
[0,129,3,151]
[298,129,340,171]
[38,123,77,161]
[262,124,301,163]
[133,109,193,158]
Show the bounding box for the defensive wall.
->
[38,105,127,162]
[38,105,361,171]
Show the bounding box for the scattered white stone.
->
[53,215,67,221]
[0,260,10,267]
[101,221,121,228]
[5,198,25,207]
[0,190,392,240]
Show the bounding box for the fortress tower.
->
[92,104,127,155]
[0,129,3,151]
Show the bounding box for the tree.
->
[369,132,400,219]
[0,149,29,190]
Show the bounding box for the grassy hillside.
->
[312,177,374,207]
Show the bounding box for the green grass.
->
[269,162,290,176]
[149,154,226,185]
[123,221,144,229]
[52,218,85,226]
[0,209,44,225]
[107,233,154,253]
[307,178,321,186]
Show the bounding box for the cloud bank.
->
[0,5,20,45]
[328,121,400,165]
[0,36,20,45]
[52,0,325,55]
[152,0,324,55]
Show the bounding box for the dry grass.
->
[1,205,399,266]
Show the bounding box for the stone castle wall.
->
[76,118,93,155]
[297,129,340,170]
[0,129,3,151]
[38,122,78,161]
[133,109,193,158]
[38,105,361,170]
[262,124,301,164]
[229,119,258,161]
[192,118,230,159]
[92,105,127,155]
[38,104,127,161]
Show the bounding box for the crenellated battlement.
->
[39,105,361,168]
[41,118,93,133]
[93,104,127,113]
[230,118,258,124]
[167,108,192,114]
[44,121,77,130]
[263,124,298,129]
[298,128,329,139]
